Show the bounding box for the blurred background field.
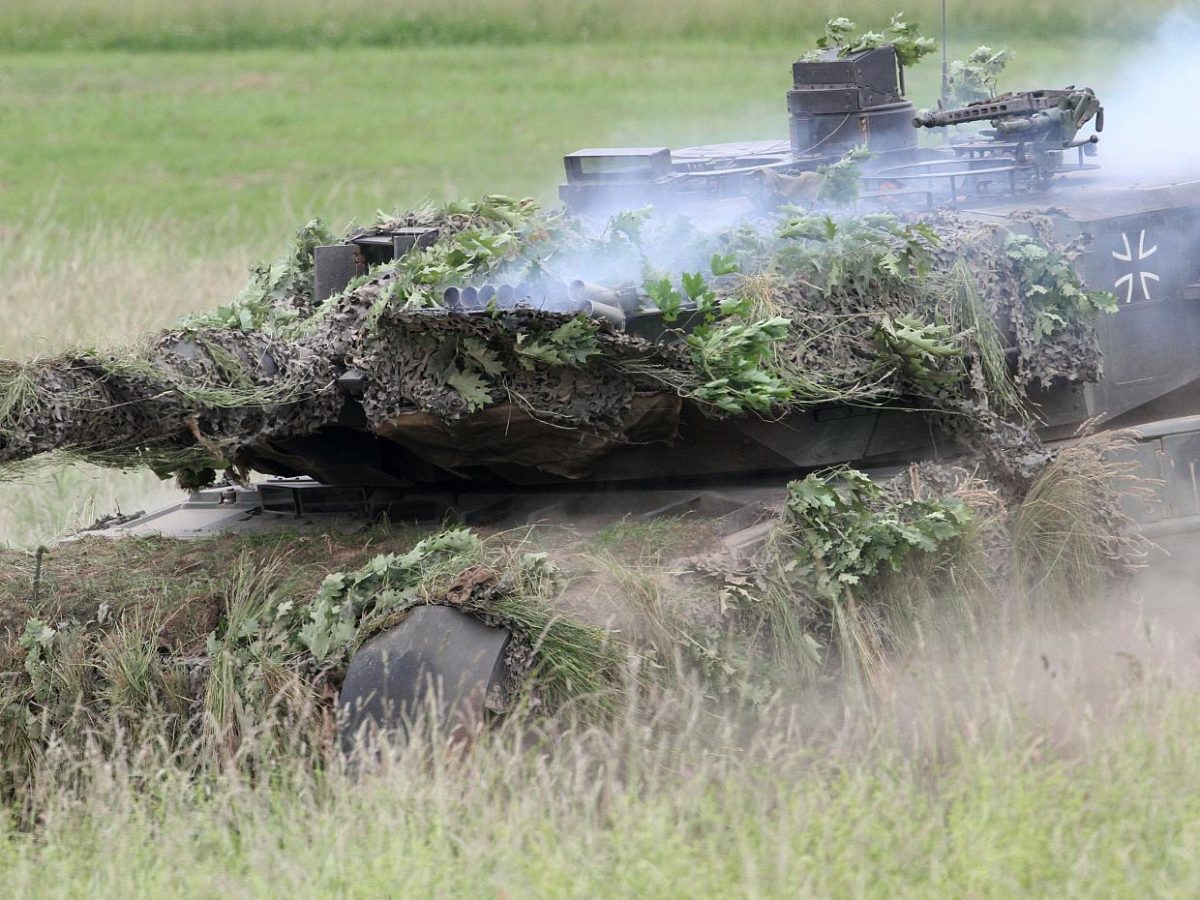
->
[0,0,1181,49]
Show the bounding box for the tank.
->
[30,44,1200,743]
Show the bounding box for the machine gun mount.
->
[914,87,1103,143]
[914,87,1103,176]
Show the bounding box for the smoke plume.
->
[1091,7,1200,182]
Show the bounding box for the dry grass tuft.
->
[1014,430,1151,611]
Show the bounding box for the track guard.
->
[337,605,510,753]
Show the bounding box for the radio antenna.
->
[940,0,950,106]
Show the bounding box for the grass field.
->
[2,38,1123,254]
[1,3,1199,894]
[0,0,1177,50]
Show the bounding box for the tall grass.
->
[3,591,1199,895]
[0,219,252,354]
[0,0,1179,50]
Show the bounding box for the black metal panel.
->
[1076,213,1193,305]
[792,46,902,102]
[563,148,672,183]
[350,234,395,268]
[558,179,673,215]
[1109,438,1168,524]
[1027,383,1093,435]
[313,244,360,303]
[338,606,510,751]
[258,481,371,516]
[790,103,917,156]
[736,408,879,468]
[1082,208,1200,423]
[1163,432,1200,518]
[392,227,439,255]
[787,87,896,116]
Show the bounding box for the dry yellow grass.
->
[0,222,247,357]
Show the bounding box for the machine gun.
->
[908,87,1104,185]
[914,87,1104,148]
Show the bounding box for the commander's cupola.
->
[788,45,919,158]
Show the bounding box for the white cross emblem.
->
[1112,230,1159,303]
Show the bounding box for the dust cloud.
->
[1091,7,1200,183]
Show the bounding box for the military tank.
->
[19,41,1199,744]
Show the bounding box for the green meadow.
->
[0,0,1173,50]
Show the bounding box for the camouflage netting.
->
[355,307,686,431]
[0,329,341,480]
[0,195,1116,488]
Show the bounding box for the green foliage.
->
[808,13,937,68]
[644,274,684,322]
[814,17,857,50]
[947,46,1015,105]
[764,468,974,682]
[780,469,973,603]
[709,253,740,277]
[1004,234,1117,340]
[19,618,60,704]
[460,336,505,377]
[446,366,493,412]
[874,314,964,392]
[443,316,601,411]
[681,271,707,303]
[279,528,626,710]
[687,317,793,413]
[514,316,601,369]
[775,213,938,296]
[339,195,554,413]
[608,207,653,248]
[183,219,334,333]
[817,146,873,205]
[282,528,482,665]
[354,195,542,318]
[444,193,537,230]
[415,229,516,286]
[882,14,938,67]
[635,265,792,413]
